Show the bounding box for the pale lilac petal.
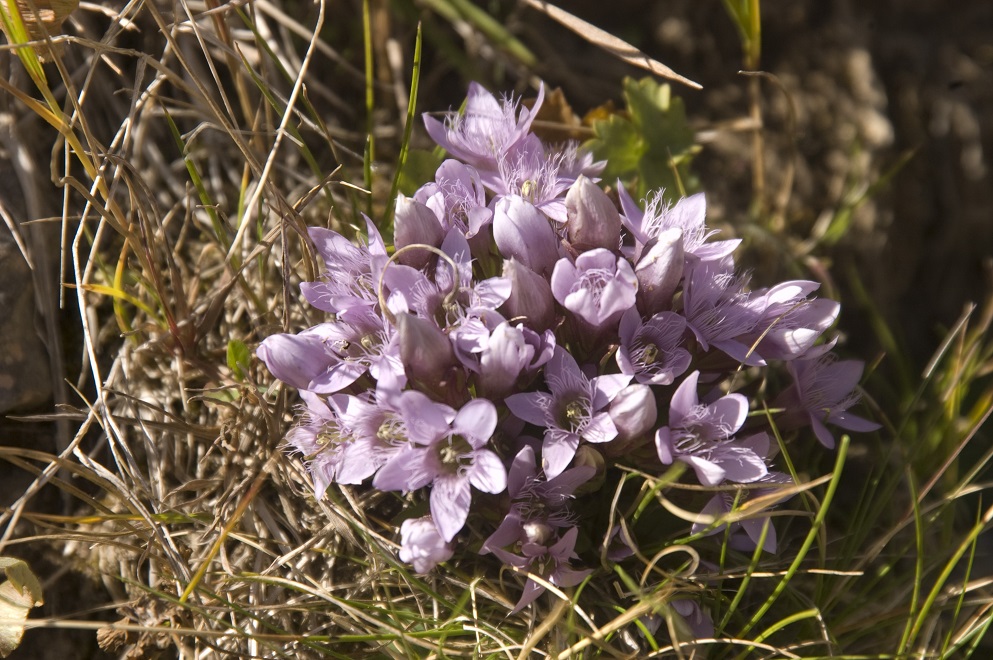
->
[716,446,768,484]
[431,476,472,541]
[256,332,331,390]
[810,416,836,449]
[507,446,537,498]
[543,431,580,478]
[670,371,701,424]
[453,398,498,445]
[656,427,675,464]
[741,516,778,553]
[551,567,593,588]
[829,412,881,433]
[581,411,618,444]
[590,373,633,408]
[683,455,726,486]
[511,578,547,613]
[493,196,560,276]
[506,392,552,426]
[706,393,749,437]
[468,449,508,493]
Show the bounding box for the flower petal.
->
[431,476,472,542]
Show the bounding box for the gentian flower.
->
[393,195,447,269]
[374,397,506,541]
[564,175,622,252]
[742,280,840,361]
[682,259,765,366]
[423,82,544,186]
[481,444,594,555]
[692,470,793,553]
[618,187,739,263]
[256,326,337,392]
[500,258,557,332]
[506,346,631,477]
[487,525,592,613]
[413,159,493,241]
[300,217,389,316]
[550,249,638,328]
[616,308,691,386]
[491,134,575,222]
[634,227,685,316]
[778,353,881,448]
[608,383,658,444]
[398,516,454,573]
[493,195,562,278]
[655,371,767,486]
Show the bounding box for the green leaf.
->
[227,339,252,381]
[587,77,699,202]
[0,557,43,658]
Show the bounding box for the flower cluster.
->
[258,82,879,624]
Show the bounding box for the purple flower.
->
[423,82,544,185]
[286,384,425,497]
[779,353,881,448]
[608,383,658,444]
[564,175,622,251]
[300,217,389,316]
[374,397,506,541]
[692,470,793,553]
[618,188,739,263]
[500,258,556,332]
[493,196,562,277]
[395,312,461,395]
[413,159,493,241]
[670,599,715,640]
[616,308,691,386]
[743,281,841,361]
[473,321,556,400]
[488,525,592,613]
[256,327,336,392]
[490,134,575,222]
[682,259,765,366]
[634,228,684,316]
[393,195,446,269]
[550,249,638,328]
[505,346,631,477]
[398,516,454,573]
[284,391,355,497]
[482,445,595,553]
[655,371,767,486]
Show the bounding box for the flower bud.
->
[398,516,454,573]
[500,258,556,332]
[396,313,457,390]
[636,227,684,316]
[479,322,532,400]
[493,195,560,276]
[393,196,445,269]
[608,384,658,443]
[565,175,622,252]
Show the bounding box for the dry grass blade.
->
[519,0,702,89]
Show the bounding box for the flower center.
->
[521,179,537,202]
[376,416,406,445]
[556,395,590,431]
[639,343,659,365]
[438,435,474,474]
